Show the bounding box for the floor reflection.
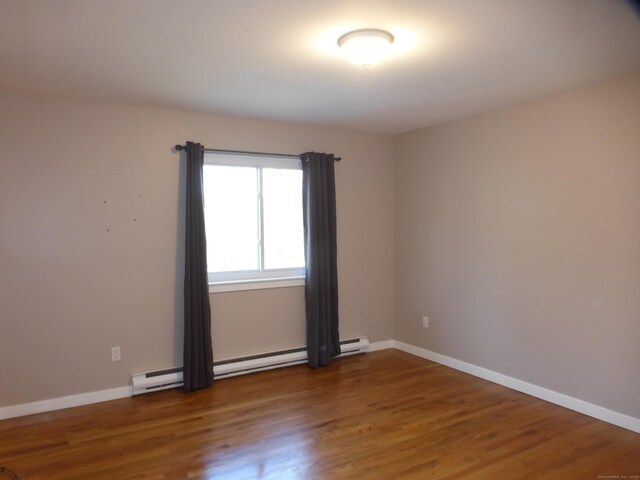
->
[199,430,311,479]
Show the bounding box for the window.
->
[203,152,305,291]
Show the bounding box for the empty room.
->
[1,0,640,478]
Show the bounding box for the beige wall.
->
[394,72,640,419]
[3,72,639,420]
[0,92,395,406]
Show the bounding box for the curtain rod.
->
[174,145,341,161]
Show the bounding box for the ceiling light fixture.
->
[337,28,395,67]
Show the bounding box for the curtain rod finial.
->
[175,144,186,152]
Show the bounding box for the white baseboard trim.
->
[368,339,394,351]
[3,339,638,434]
[393,340,640,434]
[1,340,391,421]
[0,386,132,421]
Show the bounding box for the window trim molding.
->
[204,152,301,170]
[208,267,305,285]
[209,276,305,293]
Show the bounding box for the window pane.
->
[262,168,305,270]
[203,165,259,273]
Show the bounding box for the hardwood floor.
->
[1,349,639,479]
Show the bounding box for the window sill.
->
[209,276,305,293]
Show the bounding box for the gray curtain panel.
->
[301,152,341,368]
[183,141,214,391]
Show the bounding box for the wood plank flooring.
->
[1,349,639,479]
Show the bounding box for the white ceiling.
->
[1,0,639,134]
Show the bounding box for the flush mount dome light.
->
[337,28,395,66]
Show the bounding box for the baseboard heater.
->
[131,337,369,396]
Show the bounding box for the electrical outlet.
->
[422,316,429,328]
[111,346,121,362]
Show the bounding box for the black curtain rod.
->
[174,145,341,161]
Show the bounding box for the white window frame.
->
[204,152,305,293]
